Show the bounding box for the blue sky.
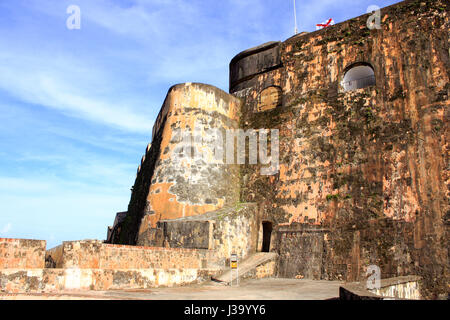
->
[0,0,401,248]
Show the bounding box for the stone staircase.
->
[211,252,277,284]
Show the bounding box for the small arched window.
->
[257,86,282,112]
[342,63,376,91]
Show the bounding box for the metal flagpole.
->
[294,0,298,35]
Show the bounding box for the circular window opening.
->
[342,64,375,91]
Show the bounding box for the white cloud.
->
[0,50,154,133]
[0,0,294,136]
[1,143,138,192]
[0,223,12,234]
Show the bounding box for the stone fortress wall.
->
[230,0,448,298]
[1,0,448,298]
[1,238,221,293]
[0,238,46,269]
[110,0,448,298]
[45,240,220,269]
[110,83,241,245]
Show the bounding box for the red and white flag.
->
[316,18,334,30]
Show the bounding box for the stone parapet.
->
[0,238,46,269]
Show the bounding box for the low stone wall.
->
[273,219,420,284]
[46,240,220,270]
[0,239,223,293]
[212,204,259,267]
[155,203,260,268]
[241,259,277,281]
[0,238,46,269]
[254,260,277,279]
[274,224,326,280]
[368,276,422,300]
[0,268,218,293]
[340,276,422,300]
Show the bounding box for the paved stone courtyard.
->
[0,278,343,300]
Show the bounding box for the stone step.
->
[211,252,277,284]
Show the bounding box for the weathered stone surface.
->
[234,0,448,298]
[340,275,422,300]
[106,211,128,243]
[45,240,220,270]
[101,0,448,299]
[213,252,277,283]
[0,238,46,269]
[230,41,282,92]
[147,203,260,267]
[368,275,422,300]
[274,224,326,280]
[112,83,241,245]
[0,268,218,293]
